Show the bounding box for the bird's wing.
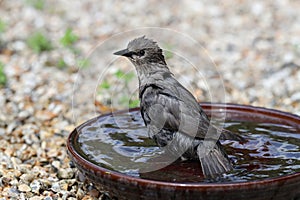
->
[163,79,244,142]
[140,82,211,139]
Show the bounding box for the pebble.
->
[51,160,61,170]
[58,168,75,179]
[50,182,60,193]
[0,128,5,136]
[6,122,18,134]
[291,92,300,102]
[30,180,41,194]
[29,197,42,200]
[18,110,30,120]
[20,173,36,184]
[18,184,31,192]
[35,110,57,122]
[7,187,20,198]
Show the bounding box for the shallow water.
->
[77,110,300,183]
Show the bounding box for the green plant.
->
[129,99,140,108]
[98,70,140,108]
[119,96,140,108]
[0,62,7,87]
[77,58,90,68]
[115,70,140,107]
[26,0,45,10]
[0,19,6,33]
[114,69,135,84]
[99,80,111,90]
[163,43,174,59]
[60,28,78,48]
[27,32,52,53]
[57,58,67,69]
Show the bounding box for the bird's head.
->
[114,36,166,66]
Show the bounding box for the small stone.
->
[46,148,59,158]
[10,179,19,186]
[11,40,26,51]
[0,128,5,136]
[76,188,85,199]
[51,160,61,170]
[16,164,31,173]
[40,130,53,140]
[39,179,52,189]
[18,110,30,120]
[11,157,22,169]
[67,197,77,200]
[6,122,18,133]
[50,104,63,115]
[29,197,42,200]
[30,180,41,194]
[251,2,264,15]
[59,181,68,191]
[7,187,20,198]
[20,173,35,184]
[291,92,300,102]
[35,110,57,121]
[51,182,60,193]
[18,184,31,192]
[58,168,74,179]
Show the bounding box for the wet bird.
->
[114,36,244,178]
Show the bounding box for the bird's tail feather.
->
[197,141,233,178]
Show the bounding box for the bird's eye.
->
[138,50,145,56]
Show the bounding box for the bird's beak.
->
[113,48,132,57]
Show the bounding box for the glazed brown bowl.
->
[67,103,300,200]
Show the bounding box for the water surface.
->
[77,110,300,183]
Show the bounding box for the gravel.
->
[0,0,300,199]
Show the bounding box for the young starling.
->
[114,36,244,178]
